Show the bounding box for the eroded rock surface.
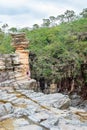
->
[0,89,87,130]
[0,103,14,117]
[0,33,37,90]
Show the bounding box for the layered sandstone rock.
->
[11,33,30,80]
[0,54,17,83]
[0,33,36,90]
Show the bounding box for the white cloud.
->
[0,14,42,28]
[0,0,87,28]
[0,0,27,7]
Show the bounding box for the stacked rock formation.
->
[11,33,30,80]
[0,33,36,90]
[0,54,18,83]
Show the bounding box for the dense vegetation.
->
[0,8,87,97]
[27,18,87,97]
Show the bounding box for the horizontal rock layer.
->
[0,89,87,130]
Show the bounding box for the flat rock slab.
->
[15,124,43,130]
[14,118,29,127]
[17,90,71,109]
[36,93,71,109]
[0,89,87,130]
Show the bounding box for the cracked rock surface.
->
[0,89,87,130]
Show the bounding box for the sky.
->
[0,0,87,28]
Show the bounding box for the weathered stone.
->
[12,79,37,91]
[58,118,87,130]
[70,94,82,107]
[14,118,29,127]
[40,116,59,128]
[0,103,14,117]
[11,33,29,80]
[0,33,37,91]
[14,108,28,118]
[35,93,71,109]
[78,100,87,111]
[29,111,50,123]
[10,54,20,65]
[0,89,87,130]
[49,84,57,94]
[15,124,43,130]
[50,127,60,130]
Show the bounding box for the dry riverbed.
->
[0,88,87,130]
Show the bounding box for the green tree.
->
[8,27,17,33]
[57,14,65,23]
[49,16,56,26]
[2,24,8,32]
[42,19,50,27]
[33,24,39,29]
[64,10,76,22]
[80,8,87,18]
